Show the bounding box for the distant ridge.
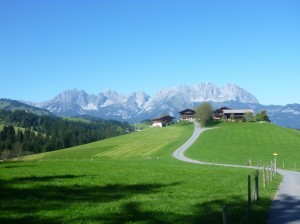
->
[0,98,52,116]
[21,82,300,129]
[29,82,258,117]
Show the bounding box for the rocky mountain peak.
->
[32,82,259,121]
[130,91,151,107]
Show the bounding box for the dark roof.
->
[213,107,230,113]
[179,109,196,115]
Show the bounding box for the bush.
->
[1,149,13,162]
[177,120,193,126]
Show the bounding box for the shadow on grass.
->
[0,175,181,223]
[10,174,87,182]
[0,216,62,224]
[0,174,273,224]
[1,164,37,169]
[81,196,272,224]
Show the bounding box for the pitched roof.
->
[223,109,254,114]
[179,109,196,114]
[152,115,174,121]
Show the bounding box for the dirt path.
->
[172,122,300,224]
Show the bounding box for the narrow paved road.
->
[268,169,300,224]
[172,122,300,224]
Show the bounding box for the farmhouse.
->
[213,107,254,121]
[152,115,174,127]
[213,107,230,120]
[179,109,196,121]
[223,109,254,121]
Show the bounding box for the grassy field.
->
[186,122,300,171]
[25,123,193,160]
[0,122,281,223]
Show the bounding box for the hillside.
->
[1,123,281,223]
[26,121,300,168]
[186,122,300,171]
[0,98,52,116]
[0,110,133,159]
[25,122,194,160]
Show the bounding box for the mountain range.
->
[24,82,300,129]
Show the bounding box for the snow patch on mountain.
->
[281,108,300,115]
[82,103,98,111]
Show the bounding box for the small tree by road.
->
[195,102,213,126]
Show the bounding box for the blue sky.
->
[0,0,299,105]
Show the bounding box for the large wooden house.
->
[179,109,196,121]
[223,109,254,121]
[152,115,174,127]
[213,107,254,121]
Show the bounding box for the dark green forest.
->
[0,110,133,160]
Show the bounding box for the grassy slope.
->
[186,122,300,171]
[25,124,193,160]
[0,123,281,224]
[0,99,51,116]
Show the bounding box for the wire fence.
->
[222,161,277,224]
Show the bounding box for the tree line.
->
[0,110,133,160]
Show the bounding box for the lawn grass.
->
[0,159,280,224]
[0,122,282,223]
[185,122,300,171]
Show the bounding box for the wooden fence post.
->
[266,163,269,182]
[270,161,273,181]
[255,170,259,200]
[222,205,228,224]
[248,175,252,223]
[263,166,266,189]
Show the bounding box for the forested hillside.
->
[0,110,133,160]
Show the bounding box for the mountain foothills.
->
[27,83,300,129]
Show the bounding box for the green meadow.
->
[0,123,282,223]
[186,122,300,171]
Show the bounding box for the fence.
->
[222,161,277,224]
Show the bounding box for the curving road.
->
[172,122,300,224]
